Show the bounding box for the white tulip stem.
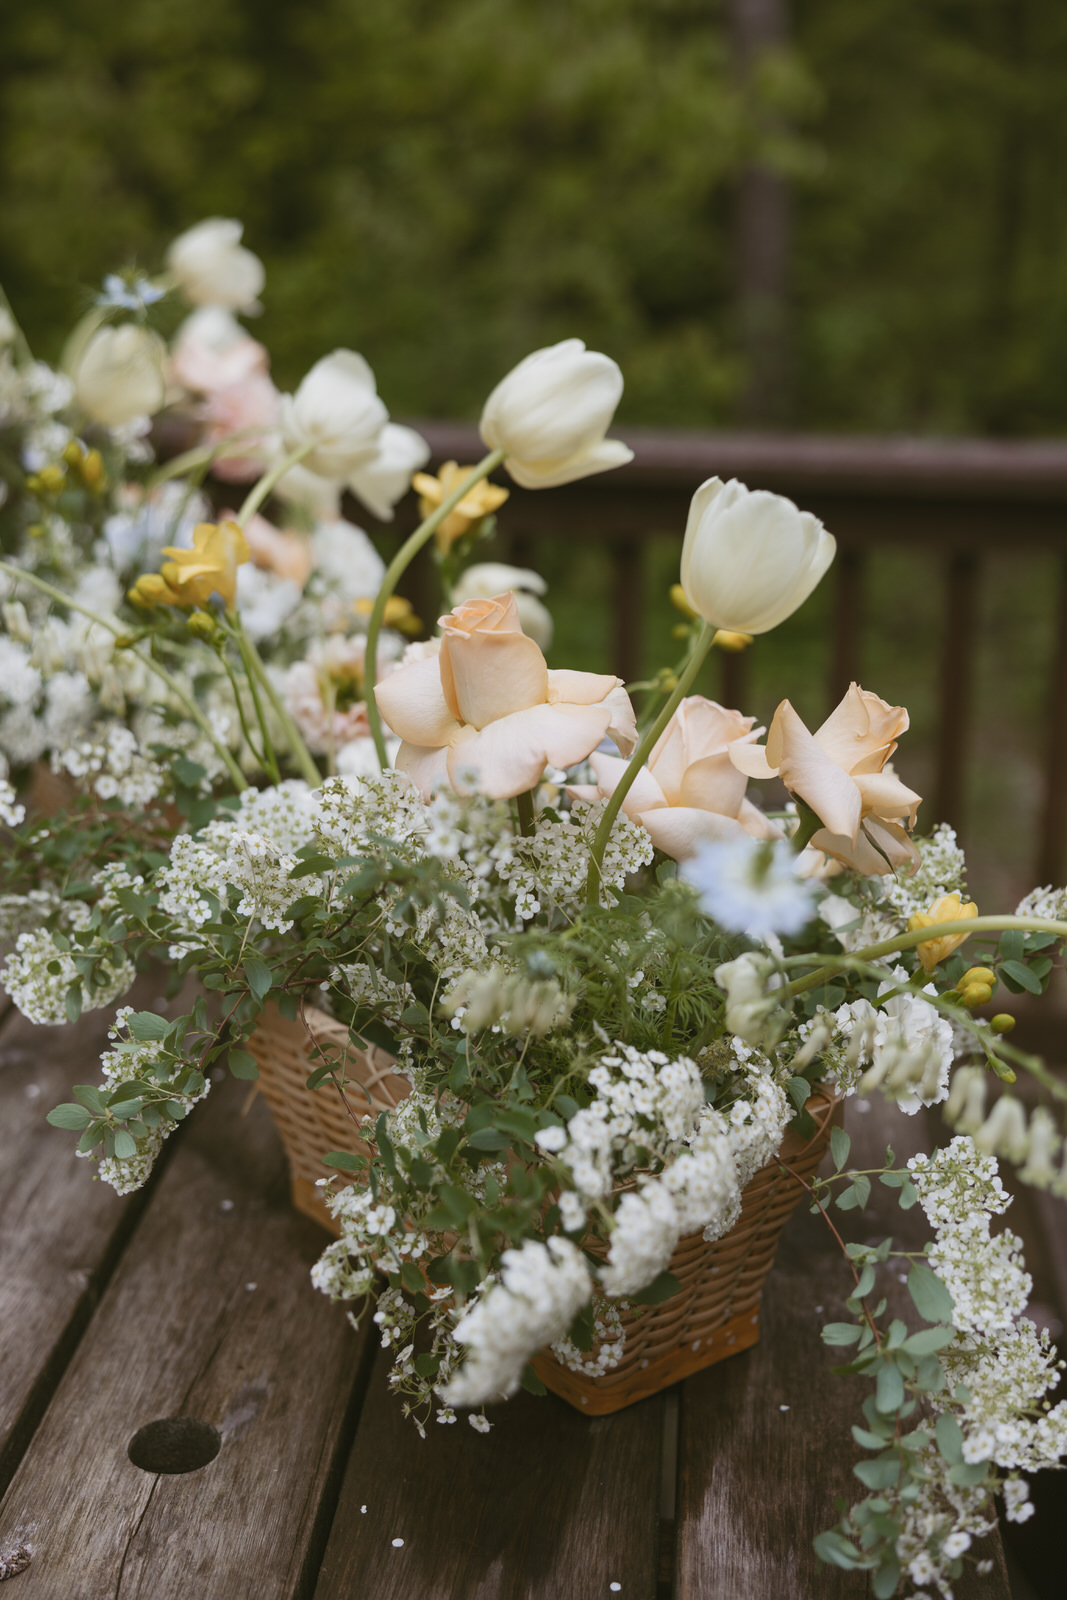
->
[0,559,248,792]
[783,915,1067,999]
[364,447,506,770]
[585,620,717,907]
[235,440,316,527]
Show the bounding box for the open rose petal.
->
[678,752,750,819]
[546,668,622,707]
[441,625,548,730]
[375,654,461,747]
[641,806,753,860]
[586,750,668,815]
[446,701,613,799]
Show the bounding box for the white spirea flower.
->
[0,776,24,827]
[166,217,265,312]
[680,477,836,635]
[833,967,955,1112]
[479,339,633,490]
[70,324,168,427]
[440,1237,593,1407]
[601,1179,680,1297]
[682,835,816,940]
[280,351,388,481]
[2,924,134,1025]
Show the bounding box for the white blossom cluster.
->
[1015,883,1067,923]
[77,1007,211,1195]
[891,1137,1067,1589]
[1,901,134,1025]
[832,967,955,1111]
[53,721,165,807]
[880,823,969,921]
[439,1237,593,1408]
[0,774,24,827]
[550,1297,626,1377]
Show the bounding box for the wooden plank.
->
[0,1003,156,1499]
[0,1072,372,1599]
[1035,554,1067,887]
[934,549,979,833]
[315,1346,663,1600]
[675,1096,1011,1597]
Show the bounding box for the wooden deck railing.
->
[398,423,1067,890]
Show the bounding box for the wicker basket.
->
[250,1003,840,1414]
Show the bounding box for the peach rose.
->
[730,683,921,875]
[374,593,637,799]
[170,307,269,394]
[568,696,780,860]
[201,374,281,483]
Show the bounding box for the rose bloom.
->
[730,683,921,874]
[201,374,281,482]
[569,696,780,860]
[374,593,636,799]
[284,637,375,756]
[170,307,269,394]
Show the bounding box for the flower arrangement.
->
[4,221,1067,1598]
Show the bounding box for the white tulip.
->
[165,218,265,313]
[680,477,836,635]
[347,422,430,520]
[450,562,554,651]
[479,338,633,489]
[279,350,388,481]
[71,324,168,426]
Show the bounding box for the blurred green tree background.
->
[4,0,1064,435]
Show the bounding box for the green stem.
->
[515,789,535,837]
[0,559,247,790]
[782,915,1067,999]
[364,447,505,769]
[217,648,271,775]
[585,620,717,905]
[235,441,316,527]
[231,616,321,786]
[231,627,282,784]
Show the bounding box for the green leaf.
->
[822,1322,863,1346]
[243,956,273,1001]
[787,1075,811,1113]
[872,1558,902,1599]
[812,1531,865,1571]
[855,1455,901,1489]
[629,1271,682,1306]
[852,1425,891,1449]
[948,1461,988,1487]
[908,1263,954,1322]
[935,1413,964,1464]
[112,1129,138,1160]
[323,1151,362,1172]
[77,1125,104,1154]
[902,1326,955,1356]
[228,1049,259,1081]
[876,1362,904,1414]
[999,958,1042,995]
[413,1352,440,1378]
[466,1128,511,1152]
[126,1011,171,1041]
[106,1099,144,1120]
[73,1084,107,1114]
[64,984,83,1024]
[830,1126,851,1171]
[400,1262,425,1294]
[47,1102,92,1130]
[520,1364,547,1397]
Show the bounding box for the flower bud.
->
[680,478,836,634]
[991,1013,1016,1035]
[959,983,993,1009]
[972,1094,1029,1163]
[479,339,633,490]
[165,217,265,312]
[71,323,168,426]
[961,966,996,988]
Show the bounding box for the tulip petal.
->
[374,654,462,747]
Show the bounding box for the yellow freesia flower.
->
[157,520,251,611]
[412,462,509,554]
[909,892,979,973]
[354,595,423,636]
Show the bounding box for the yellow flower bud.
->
[991,1013,1016,1035]
[711,629,754,653]
[959,983,993,1009]
[960,966,996,989]
[80,448,107,492]
[186,610,221,642]
[35,464,67,495]
[908,892,979,972]
[353,595,422,636]
[669,583,699,621]
[62,439,85,468]
[129,573,180,610]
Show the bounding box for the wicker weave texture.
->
[249,1004,411,1229]
[251,1003,838,1410]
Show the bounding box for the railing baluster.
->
[828,546,865,707]
[613,539,643,686]
[934,550,980,834]
[720,647,750,712]
[1036,556,1067,888]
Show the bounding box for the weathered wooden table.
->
[0,1000,1014,1599]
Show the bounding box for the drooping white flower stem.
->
[782,914,1067,999]
[364,447,505,770]
[585,620,717,905]
[235,440,316,527]
[0,558,248,790]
